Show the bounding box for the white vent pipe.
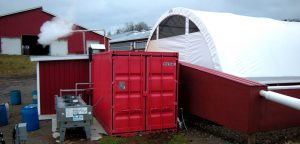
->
[268,85,300,90]
[260,90,300,111]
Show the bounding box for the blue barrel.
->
[32,90,37,104]
[10,90,21,105]
[21,105,39,131]
[0,104,8,126]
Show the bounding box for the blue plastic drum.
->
[21,104,39,131]
[0,104,8,126]
[32,90,37,104]
[10,90,21,105]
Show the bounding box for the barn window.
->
[189,20,200,33]
[159,15,185,39]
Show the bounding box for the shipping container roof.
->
[146,7,300,83]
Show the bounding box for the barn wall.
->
[67,29,109,54]
[0,8,52,37]
[0,8,108,55]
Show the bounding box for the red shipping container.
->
[92,51,178,135]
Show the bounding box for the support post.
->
[247,133,256,144]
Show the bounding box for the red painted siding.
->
[259,89,300,132]
[180,62,300,133]
[67,29,109,54]
[0,7,109,54]
[93,51,178,135]
[39,59,89,114]
[0,8,52,37]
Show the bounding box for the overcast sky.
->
[1,0,300,33]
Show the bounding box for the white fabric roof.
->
[146,7,300,82]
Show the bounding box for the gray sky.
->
[1,0,300,33]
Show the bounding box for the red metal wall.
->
[259,89,300,132]
[39,59,89,114]
[0,8,52,37]
[146,56,178,131]
[0,7,109,54]
[93,51,178,135]
[66,26,109,54]
[180,62,300,134]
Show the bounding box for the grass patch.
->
[168,133,189,144]
[0,54,36,77]
[99,136,128,144]
[99,132,189,144]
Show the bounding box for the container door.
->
[146,56,177,130]
[112,55,145,133]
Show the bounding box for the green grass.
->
[99,136,128,144]
[98,132,189,144]
[0,54,36,77]
[168,133,189,144]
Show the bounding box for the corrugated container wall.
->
[92,51,178,135]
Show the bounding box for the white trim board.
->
[31,55,88,62]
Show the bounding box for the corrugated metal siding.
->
[0,8,52,37]
[67,29,109,54]
[180,62,300,133]
[259,89,300,132]
[147,56,178,131]
[93,51,178,135]
[92,53,113,134]
[110,42,131,51]
[39,59,89,114]
[113,55,145,133]
[180,62,266,133]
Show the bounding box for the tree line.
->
[109,22,150,36]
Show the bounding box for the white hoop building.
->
[146,7,300,84]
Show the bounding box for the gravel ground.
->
[185,115,300,144]
[0,76,97,144]
[1,76,300,144]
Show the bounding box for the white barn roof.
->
[146,7,300,84]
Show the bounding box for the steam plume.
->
[38,17,74,45]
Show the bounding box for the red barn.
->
[0,7,109,55]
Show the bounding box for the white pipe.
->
[73,29,105,32]
[59,88,93,96]
[268,85,300,90]
[260,90,300,111]
[75,83,93,96]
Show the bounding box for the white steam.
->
[38,17,74,45]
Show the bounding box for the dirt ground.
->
[1,76,300,144]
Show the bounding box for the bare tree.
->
[283,19,300,22]
[134,22,149,31]
[115,21,150,34]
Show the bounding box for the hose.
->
[180,108,188,131]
